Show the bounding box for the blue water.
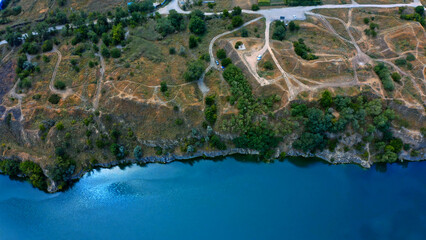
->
[0,157,425,240]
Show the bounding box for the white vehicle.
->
[293,15,297,19]
[257,55,262,61]
[215,60,219,65]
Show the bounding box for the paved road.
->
[244,0,422,21]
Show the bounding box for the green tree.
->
[42,40,53,52]
[19,161,46,189]
[232,16,243,28]
[189,35,198,48]
[189,16,206,35]
[320,90,333,108]
[111,23,125,45]
[111,48,121,58]
[216,49,226,59]
[184,60,204,82]
[133,146,143,159]
[272,22,286,41]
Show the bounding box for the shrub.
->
[184,60,204,82]
[232,6,242,16]
[216,49,226,60]
[19,78,32,89]
[0,159,21,176]
[241,28,248,37]
[160,81,168,93]
[221,58,232,67]
[293,38,318,60]
[210,135,226,150]
[272,21,286,41]
[391,72,401,83]
[406,53,415,61]
[56,121,64,130]
[133,145,143,159]
[395,58,406,66]
[263,61,274,70]
[175,118,184,125]
[251,4,260,11]
[374,63,394,91]
[19,161,46,190]
[232,16,243,28]
[289,21,299,31]
[42,55,50,63]
[363,18,370,24]
[54,80,66,90]
[111,48,121,58]
[42,40,53,52]
[189,35,198,48]
[101,45,110,58]
[48,94,61,104]
[169,47,176,54]
[189,16,206,35]
[234,41,243,49]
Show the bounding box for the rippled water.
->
[0,157,425,240]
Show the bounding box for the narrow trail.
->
[49,46,73,98]
[93,52,105,110]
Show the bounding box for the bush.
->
[184,60,204,82]
[232,16,243,28]
[54,80,66,90]
[221,58,232,67]
[0,159,21,176]
[19,78,32,89]
[391,72,401,83]
[363,18,370,24]
[175,118,184,125]
[133,145,143,159]
[263,61,274,70]
[42,40,53,52]
[406,53,415,61]
[160,81,168,93]
[232,6,242,16]
[395,58,407,66]
[42,55,50,63]
[293,38,318,60]
[374,63,394,91]
[189,16,206,35]
[241,28,248,37]
[289,21,299,31]
[210,135,226,150]
[272,21,286,41]
[216,49,226,60]
[101,45,110,58]
[251,4,260,11]
[110,48,121,58]
[169,47,176,54]
[189,35,198,48]
[48,94,61,104]
[19,161,46,190]
[234,41,243,49]
[56,121,64,130]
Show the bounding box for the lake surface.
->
[0,157,425,240]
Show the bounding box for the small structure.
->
[237,43,246,51]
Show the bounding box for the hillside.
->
[0,0,425,192]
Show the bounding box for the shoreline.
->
[1,146,425,193]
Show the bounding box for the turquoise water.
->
[0,157,425,240]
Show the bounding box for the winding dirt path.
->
[49,46,73,98]
[93,52,105,110]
